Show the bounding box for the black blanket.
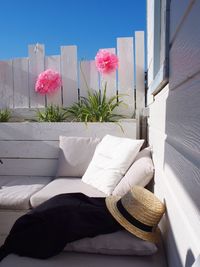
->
[0,193,122,261]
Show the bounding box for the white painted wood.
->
[0,60,13,109]
[45,55,62,106]
[28,44,45,108]
[13,58,29,108]
[100,48,117,99]
[61,46,78,106]
[135,31,145,112]
[135,32,145,138]
[147,0,155,88]
[79,60,99,98]
[148,81,200,267]
[0,158,58,176]
[0,140,59,158]
[117,37,134,117]
[170,0,194,43]
[169,0,200,90]
[0,120,136,141]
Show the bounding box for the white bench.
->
[0,122,167,267]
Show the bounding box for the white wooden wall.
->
[147,0,200,266]
[0,32,145,118]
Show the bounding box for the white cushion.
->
[30,177,105,208]
[112,147,154,197]
[64,230,157,256]
[82,135,144,195]
[56,136,100,177]
[0,177,52,210]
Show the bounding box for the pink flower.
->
[95,49,118,74]
[35,69,62,95]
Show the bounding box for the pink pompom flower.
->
[35,69,62,95]
[95,49,119,75]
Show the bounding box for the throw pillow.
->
[112,147,154,197]
[56,136,100,177]
[82,135,144,195]
[64,230,157,256]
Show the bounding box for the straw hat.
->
[106,186,165,243]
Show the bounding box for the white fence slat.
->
[135,32,145,111]
[61,46,78,106]
[45,55,62,106]
[29,44,45,108]
[100,48,117,99]
[135,32,145,138]
[117,37,135,117]
[0,159,57,176]
[13,58,29,108]
[0,60,13,109]
[79,60,99,98]
[0,140,59,159]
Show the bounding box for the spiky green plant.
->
[66,84,125,123]
[36,105,67,122]
[0,109,11,122]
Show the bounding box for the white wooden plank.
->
[100,48,117,99]
[117,37,134,117]
[45,55,62,106]
[147,0,155,88]
[79,60,99,98]
[169,0,200,90]
[28,44,45,108]
[0,140,59,158]
[0,121,136,141]
[135,31,145,112]
[135,31,145,138]
[0,159,58,176]
[61,46,78,106]
[0,60,13,109]
[170,0,193,43]
[13,58,29,108]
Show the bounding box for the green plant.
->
[0,109,11,122]
[66,84,125,123]
[36,105,67,122]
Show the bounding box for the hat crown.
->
[120,187,165,227]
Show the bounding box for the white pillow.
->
[64,230,157,256]
[112,147,154,197]
[56,136,100,177]
[82,135,144,195]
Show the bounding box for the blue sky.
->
[0,0,146,60]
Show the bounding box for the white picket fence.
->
[0,31,145,118]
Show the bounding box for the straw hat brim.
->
[106,195,160,243]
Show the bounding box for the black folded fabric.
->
[0,193,122,261]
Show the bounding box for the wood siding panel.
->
[148,84,200,265]
[169,0,200,90]
[170,0,193,42]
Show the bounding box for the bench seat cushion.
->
[0,177,52,210]
[30,178,106,208]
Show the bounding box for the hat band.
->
[117,200,153,232]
